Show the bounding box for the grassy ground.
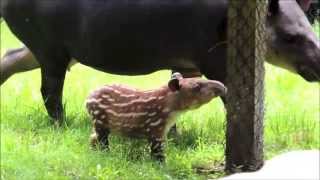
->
[1,21,319,179]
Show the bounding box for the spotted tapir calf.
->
[1,0,319,123]
[86,73,226,161]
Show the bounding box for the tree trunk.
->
[225,0,266,173]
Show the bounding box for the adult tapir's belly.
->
[3,0,227,75]
[67,1,227,75]
[71,22,199,75]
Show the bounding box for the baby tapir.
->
[86,73,227,162]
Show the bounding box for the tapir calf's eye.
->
[192,84,201,92]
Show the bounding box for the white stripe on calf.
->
[86,98,103,104]
[98,104,109,109]
[102,94,111,99]
[148,112,157,117]
[150,118,162,126]
[152,142,161,150]
[105,109,148,118]
[119,94,136,98]
[145,118,152,124]
[112,97,157,107]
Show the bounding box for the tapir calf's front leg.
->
[150,137,166,162]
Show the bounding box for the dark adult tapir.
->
[1,0,320,123]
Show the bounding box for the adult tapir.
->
[1,0,320,123]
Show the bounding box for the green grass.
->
[1,21,319,179]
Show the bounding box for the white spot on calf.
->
[162,108,170,113]
[93,110,100,115]
[96,120,103,125]
[155,138,163,141]
[113,89,122,94]
[90,132,97,139]
[123,124,130,128]
[107,98,115,102]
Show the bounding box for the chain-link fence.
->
[225,0,266,173]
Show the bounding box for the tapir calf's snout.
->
[211,80,228,96]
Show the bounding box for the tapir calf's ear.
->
[171,72,183,80]
[168,78,180,92]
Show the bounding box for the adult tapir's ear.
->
[296,0,312,11]
[268,0,279,16]
[168,78,180,92]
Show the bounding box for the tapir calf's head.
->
[266,0,320,82]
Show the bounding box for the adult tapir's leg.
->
[38,49,71,123]
[0,47,77,86]
[0,47,39,85]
